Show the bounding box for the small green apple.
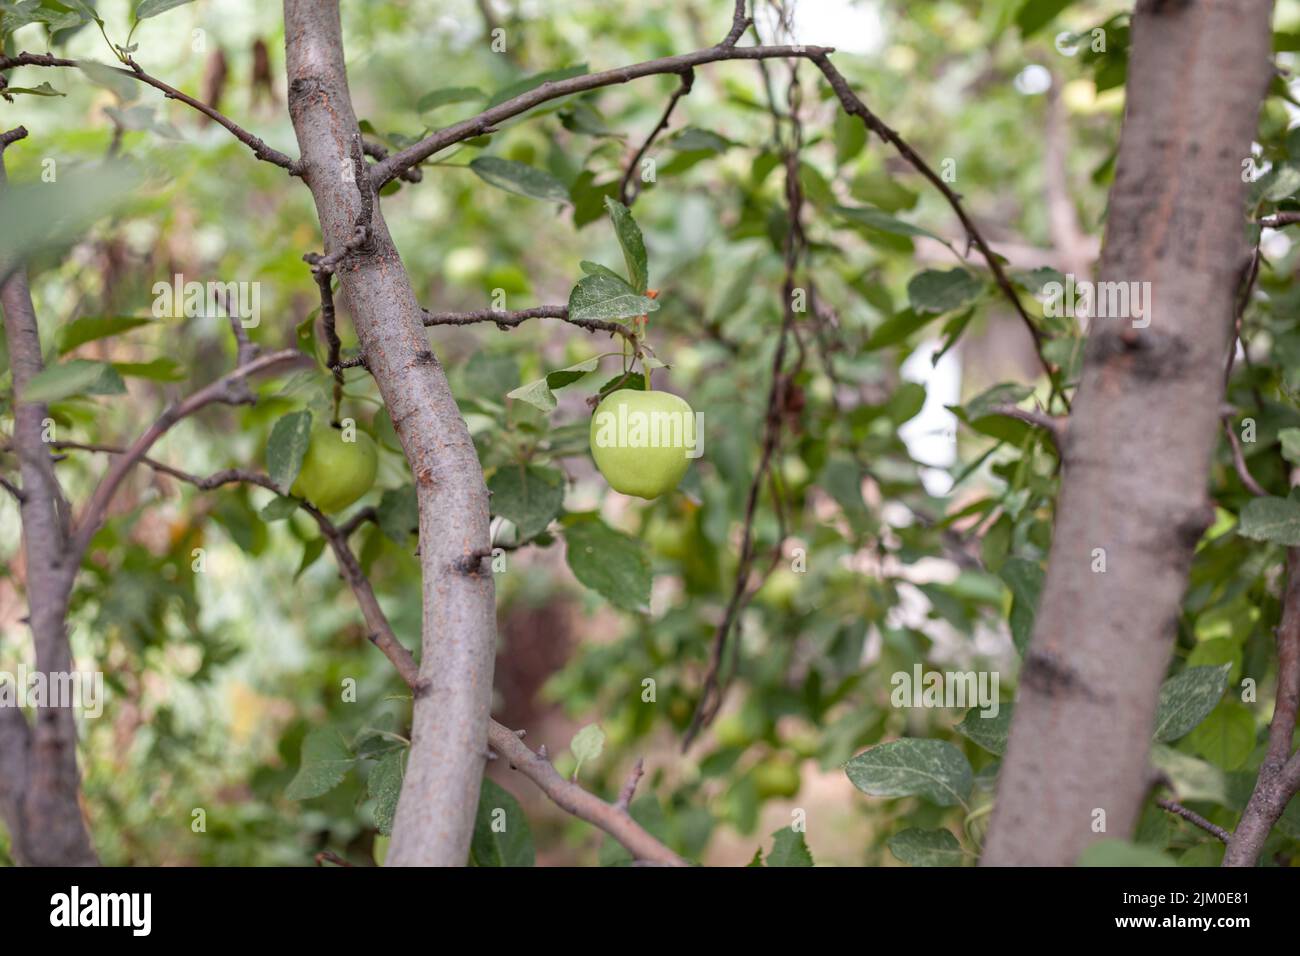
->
[590,388,696,500]
[291,424,378,512]
[753,755,801,799]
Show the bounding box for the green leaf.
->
[568,272,659,322]
[955,704,1013,756]
[469,778,535,866]
[569,723,605,778]
[834,204,946,243]
[767,826,814,867]
[368,748,405,836]
[865,308,940,350]
[112,357,186,381]
[1077,839,1177,867]
[962,382,1036,421]
[545,355,601,389]
[57,316,153,355]
[417,87,483,113]
[486,64,587,109]
[284,728,353,800]
[907,268,983,315]
[1279,427,1300,464]
[21,360,125,403]
[834,109,867,166]
[1153,664,1230,742]
[1187,700,1256,770]
[376,485,419,543]
[1238,495,1300,545]
[135,0,198,20]
[266,410,313,495]
[887,828,964,867]
[1015,0,1075,38]
[78,61,139,102]
[563,515,652,612]
[669,127,734,153]
[294,537,327,581]
[258,495,300,522]
[1000,558,1044,655]
[488,464,565,540]
[4,82,65,98]
[469,156,570,203]
[0,162,142,267]
[603,197,648,293]
[844,738,973,807]
[1265,164,1300,202]
[505,376,558,413]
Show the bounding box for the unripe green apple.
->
[753,755,801,799]
[291,425,378,512]
[590,388,696,500]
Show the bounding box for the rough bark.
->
[982,0,1275,866]
[282,0,496,866]
[0,157,99,866]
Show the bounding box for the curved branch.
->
[69,349,305,562]
[370,43,831,187]
[0,52,301,173]
[618,69,694,206]
[67,445,685,866]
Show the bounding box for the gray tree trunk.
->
[982,0,1275,866]
[283,0,497,866]
[1,154,98,865]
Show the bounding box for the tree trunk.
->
[282,0,496,866]
[982,0,1274,866]
[0,159,99,866]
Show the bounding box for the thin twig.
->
[618,69,694,206]
[68,446,684,865]
[68,349,305,563]
[370,43,832,187]
[1155,797,1231,844]
[720,0,753,48]
[685,60,804,747]
[422,305,638,345]
[1224,549,1300,865]
[0,52,300,173]
[1221,414,1268,498]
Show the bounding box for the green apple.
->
[590,388,696,500]
[291,425,378,512]
[753,755,802,799]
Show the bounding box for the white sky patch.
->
[899,341,960,497]
[754,0,885,56]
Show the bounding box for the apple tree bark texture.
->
[283,1,497,867]
[0,130,99,867]
[982,0,1275,866]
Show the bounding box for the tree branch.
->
[618,69,694,206]
[68,349,304,563]
[0,52,300,173]
[69,447,684,865]
[370,43,831,187]
[1155,797,1230,844]
[1224,548,1300,865]
[422,305,637,344]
